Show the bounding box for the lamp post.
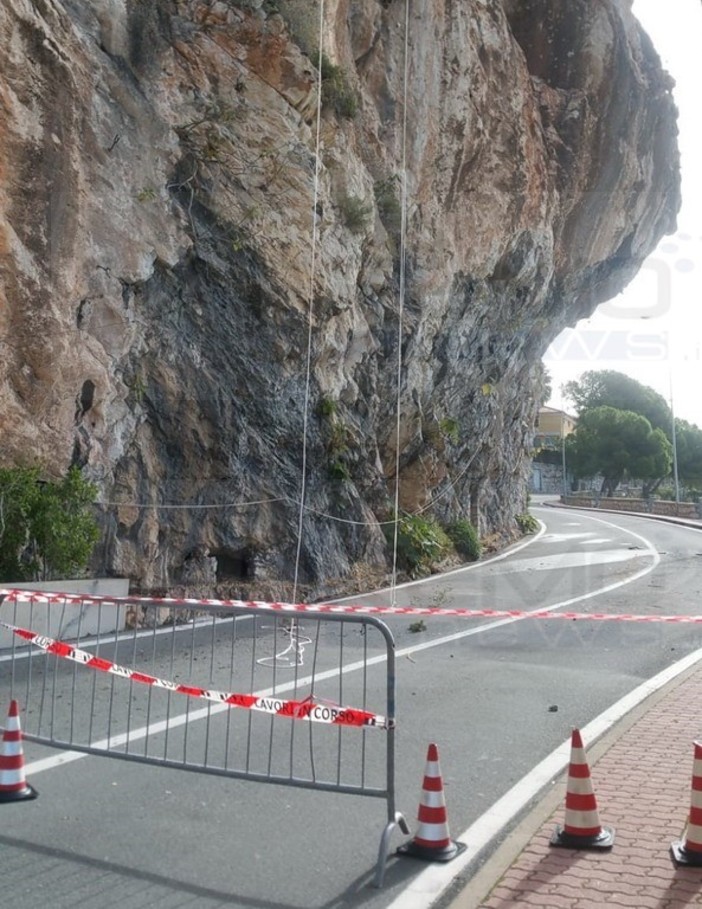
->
[670,371,680,508]
[561,412,568,501]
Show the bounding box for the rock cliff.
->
[0,0,680,597]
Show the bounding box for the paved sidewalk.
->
[450,662,702,909]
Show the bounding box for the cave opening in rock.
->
[212,549,254,582]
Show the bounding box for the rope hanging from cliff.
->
[286,0,411,608]
[291,0,327,606]
[389,0,412,607]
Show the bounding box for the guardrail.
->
[0,589,408,886]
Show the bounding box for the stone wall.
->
[563,496,702,520]
[531,461,566,495]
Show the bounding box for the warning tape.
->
[0,620,391,730]
[1,588,701,624]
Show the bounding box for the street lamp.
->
[669,371,680,508]
[561,411,568,501]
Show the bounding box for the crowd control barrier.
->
[0,588,408,886]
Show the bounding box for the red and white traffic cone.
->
[671,740,702,866]
[398,743,466,862]
[0,700,37,803]
[550,728,614,849]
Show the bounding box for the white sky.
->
[544,0,702,425]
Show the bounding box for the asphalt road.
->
[2,504,702,909]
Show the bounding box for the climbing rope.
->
[390,0,412,607]
[292,0,327,606]
[261,0,329,670]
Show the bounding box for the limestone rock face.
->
[0,0,680,595]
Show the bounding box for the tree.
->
[674,420,702,486]
[566,406,672,497]
[0,466,100,582]
[563,370,672,435]
[0,467,41,581]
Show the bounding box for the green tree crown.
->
[563,369,702,492]
[564,370,671,434]
[566,406,672,497]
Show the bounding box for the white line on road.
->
[538,532,596,543]
[24,513,659,775]
[482,547,651,573]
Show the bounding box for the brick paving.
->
[453,666,702,908]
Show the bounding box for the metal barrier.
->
[0,589,408,886]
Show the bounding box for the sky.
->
[544,0,702,426]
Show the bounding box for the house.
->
[533,405,577,451]
[531,406,577,494]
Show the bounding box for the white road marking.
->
[23,513,658,777]
[539,532,596,543]
[485,548,651,574]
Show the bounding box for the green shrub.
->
[387,512,452,577]
[338,194,372,234]
[136,187,157,202]
[128,374,147,405]
[317,395,337,418]
[320,55,358,118]
[0,466,99,582]
[328,460,351,482]
[326,420,350,457]
[445,519,481,561]
[439,417,460,444]
[319,404,353,481]
[515,512,540,535]
[656,486,676,501]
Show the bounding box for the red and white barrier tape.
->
[1,588,701,624]
[0,620,390,730]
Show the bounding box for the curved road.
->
[2,505,702,909]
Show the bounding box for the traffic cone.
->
[0,700,38,803]
[671,740,702,866]
[398,743,466,862]
[550,728,614,849]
